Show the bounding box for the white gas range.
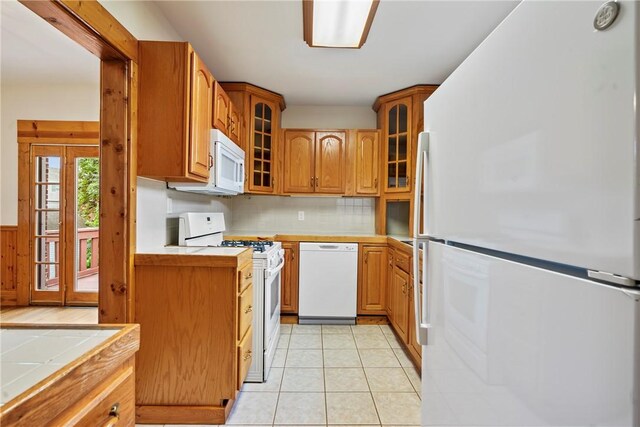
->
[178,212,283,383]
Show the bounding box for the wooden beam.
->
[19,0,137,62]
[17,120,100,143]
[99,60,129,323]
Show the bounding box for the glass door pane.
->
[31,146,64,303]
[66,146,99,304]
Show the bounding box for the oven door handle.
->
[267,258,286,277]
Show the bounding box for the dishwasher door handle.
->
[318,245,340,250]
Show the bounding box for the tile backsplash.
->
[230,195,375,234]
[137,177,377,251]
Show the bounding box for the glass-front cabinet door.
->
[249,96,277,193]
[384,97,412,193]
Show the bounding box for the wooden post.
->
[99,60,129,323]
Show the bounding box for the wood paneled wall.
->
[1,226,18,306]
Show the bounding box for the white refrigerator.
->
[412,1,640,426]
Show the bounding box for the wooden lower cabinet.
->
[407,277,423,362]
[281,242,299,314]
[391,265,410,343]
[134,251,253,425]
[386,248,395,319]
[358,245,388,315]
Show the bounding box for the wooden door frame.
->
[16,1,138,323]
[18,134,100,305]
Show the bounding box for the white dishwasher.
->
[298,242,358,324]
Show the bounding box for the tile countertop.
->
[0,327,120,406]
[136,246,248,257]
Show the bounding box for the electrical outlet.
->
[167,198,173,213]
[298,211,305,221]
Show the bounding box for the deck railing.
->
[43,227,99,287]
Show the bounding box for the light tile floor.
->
[136,324,421,427]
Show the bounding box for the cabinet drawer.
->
[238,284,253,341]
[395,251,411,273]
[237,329,253,388]
[238,265,253,292]
[51,364,135,426]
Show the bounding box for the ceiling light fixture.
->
[303,0,379,49]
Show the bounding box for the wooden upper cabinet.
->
[282,130,345,195]
[228,103,241,144]
[138,41,213,183]
[355,130,380,195]
[213,81,230,134]
[219,83,285,194]
[384,97,412,193]
[358,245,388,315]
[212,82,242,145]
[315,132,346,193]
[250,97,277,192]
[189,52,213,180]
[283,130,315,193]
[373,85,438,195]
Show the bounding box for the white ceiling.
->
[0,0,100,85]
[155,0,519,106]
[0,0,519,106]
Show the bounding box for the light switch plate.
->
[298,211,305,221]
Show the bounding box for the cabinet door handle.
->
[364,252,369,263]
[208,154,214,170]
[406,173,410,186]
[374,178,378,189]
[244,272,253,280]
[243,350,252,361]
[245,305,253,314]
[310,177,314,187]
[402,283,407,295]
[272,177,275,187]
[292,251,295,261]
[315,177,319,187]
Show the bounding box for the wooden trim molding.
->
[302,0,379,49]
[372,84,439,112]
[219,82,287,110]
[1,226,18,306]
[302,0,313,47]
[17,120,100,145]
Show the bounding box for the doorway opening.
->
[18,121,100,306]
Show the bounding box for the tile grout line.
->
[385,329,422,398]
[271,330,290,426]
[354,324,384,427]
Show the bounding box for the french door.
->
[30,145,100,305]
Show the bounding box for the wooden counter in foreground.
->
[0,324,140,426]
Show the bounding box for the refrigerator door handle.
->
[412,131,432,346]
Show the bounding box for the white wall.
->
[282,105,376,129]
[100,0,182,41]
[0,83,100,224]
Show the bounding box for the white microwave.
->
[168,129,245,195]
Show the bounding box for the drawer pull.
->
[245,305,253,314]
[100,403,120,427]
[243,350,252,361]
